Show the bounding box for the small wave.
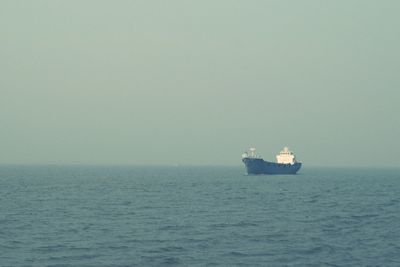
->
[229,251,247,257]
[106,245,130,250]
[158,225,193,231]
[232,221,258,227]
[294,244,336,256]
[307,198,318,203]
[248,232,284,241]
[47,253,100,262]
[32,244,66,253]
[378,199,400,209]
[208,223,230,229]
[67,246,91,252]
[350,214,379,220]
[227,251,274,257]
[161,256,181,265]
[0,244,19,250]
[126,238,169,244]
[147,245,187,253]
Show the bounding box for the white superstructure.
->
[276,147,297,164]
[242,148,258,159]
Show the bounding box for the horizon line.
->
[0,163,399,169]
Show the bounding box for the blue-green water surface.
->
[1,165,399,266]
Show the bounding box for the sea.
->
[1,165,399,266]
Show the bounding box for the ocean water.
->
[1,165,399,266]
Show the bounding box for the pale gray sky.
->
[1,1,399,166]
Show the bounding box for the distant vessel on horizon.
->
[242,147,302,175]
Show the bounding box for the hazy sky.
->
[1,1,399,166]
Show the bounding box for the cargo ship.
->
[242,147,302,175]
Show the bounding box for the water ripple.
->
[1,166,399,266]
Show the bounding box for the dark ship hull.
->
[242,158,301,175]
